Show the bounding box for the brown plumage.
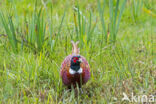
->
[60,41,90,88]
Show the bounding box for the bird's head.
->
[71,56,82,65]
[70,56,83,74]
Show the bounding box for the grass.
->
[0,12,18,53]
[97,0,127,43]
[0,0,156,103]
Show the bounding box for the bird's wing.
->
[60,55,72,77]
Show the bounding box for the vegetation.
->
[0,0,155,103]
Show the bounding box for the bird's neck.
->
[70,65,80,72]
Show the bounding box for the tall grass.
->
[25,8,46,52]
[48,5,55,52]
[0,12,18,53]
[74,6,97,46]
[131,0,143,22]
[0,8,47,52]
[97,0,127,44]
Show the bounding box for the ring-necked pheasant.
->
[60,41,90,89]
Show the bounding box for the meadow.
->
[0,0,155,103]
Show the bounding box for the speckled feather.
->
[60,54,90,87]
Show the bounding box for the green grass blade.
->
[97,0,107,42]
[0,12,18,53]
[109,0,114,42]
[114,0,120,31]
[116,0,127,34]
[77,6,81,36]
[8,17,18,51]
[57,11,66,37]
[87,11,92,43]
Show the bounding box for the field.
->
[0,0,156,103]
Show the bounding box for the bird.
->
[60,41,90,89]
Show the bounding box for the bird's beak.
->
[78,58,83,63]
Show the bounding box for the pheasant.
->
[60,41,90,89]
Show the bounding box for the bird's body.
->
[60,41,90,88]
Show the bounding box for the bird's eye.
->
[73,57,78,60]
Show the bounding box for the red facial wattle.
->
[73,57,78,63]
[73,59,76,63]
